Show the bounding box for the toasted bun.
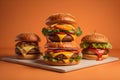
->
[15,32,40,42]
[15,54,40,59]
[83,54,109,60]
[38,60,80,66]
[45,13,77,27]
[81,33,109,43]
[45,42,80,50]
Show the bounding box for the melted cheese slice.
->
[52,24,75,30]
[57,34,66,44]
[70,34,76,40]
[17,46,35,56]
[56,34,76,44]
[50,52,74,63]
[63,59,70,63]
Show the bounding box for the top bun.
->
[45,13,77,26]
[81,33,109,43]
[15,32,40,42]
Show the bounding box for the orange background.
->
[0,0,120,80]
[0,0,120,54]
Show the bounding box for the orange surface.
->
[0,0,120,80]
[0,49,120,80]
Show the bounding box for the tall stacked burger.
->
[15,32,42,59]
[42,13,82,65]
[80,33,112,61]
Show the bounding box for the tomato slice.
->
[88,48,105,61]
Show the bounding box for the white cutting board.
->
[1,57,119,73]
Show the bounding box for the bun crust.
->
[15,32,40,42]
[39,60,80,66]
[45,13,77,27]
[81,33,109,43]
[45,42,80,50]
[83,54,109,60]
[15,54,40,59]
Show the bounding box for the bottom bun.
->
[15,54,40,59]
[83,54,109,60]
[38,60,80,66]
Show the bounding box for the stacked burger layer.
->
[15,33,42,59]
[80,33,112,61]
[42,13,82,65]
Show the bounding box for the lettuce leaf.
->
[42,26,82,36]
[80,42,90,48]
[42,27,48,36]
[80,42,112,49]
[92,43,112,49]
[44,55,82,62]
[76,27,82,36]
[42,27,75,36]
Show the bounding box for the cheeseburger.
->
[42,13,82,65]
[80,33,112,60]
[15,32,42,59]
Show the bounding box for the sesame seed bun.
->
[45,13,77,27]
[81,33,109,43]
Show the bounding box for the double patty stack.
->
[42,13,82,65]
[15,33,42,59]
